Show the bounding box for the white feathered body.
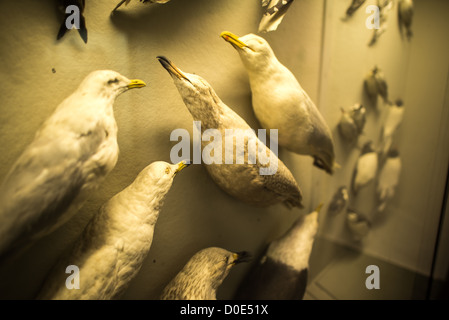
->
[381,105,404,155]
[0,90,118,259]
[37,163,172,299]
[247,60,331,158]
[353,151,378,194]
[377,155,401,212]
[174,73,303,208]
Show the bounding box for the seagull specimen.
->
[377,149,401,212]
[221,31,336,174]
[338,107,359,143]
[380,100,404,157]
[161,247,250,300]
[351,141,378,195]
[37,160,189,300]
[0,70,146,262]
[113,0,170,12]
[327,186,349,216]
[157,56,303,208]
[259,0,295,33]
[364,66,390,104]
[346,209,371,241]
[234,204,320,300]
[350,103,366,134]
[398,0,414,40]
[368,0,394,46]
[57,0,88,43]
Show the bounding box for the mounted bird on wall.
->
[57,0,88,43]
[221,31,336,175]
[234,204,320,300]
[258,0,295,33]
[0,70,146,262]
[157,56,303,209]
[161,247,250,300]
[37,160,189,300]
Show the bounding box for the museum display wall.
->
[0,0,447,300]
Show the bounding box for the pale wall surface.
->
[316,0,449,279]
[0,0,324,299]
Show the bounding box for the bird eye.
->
[108,78,119,85]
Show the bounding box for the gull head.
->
[184,248,251,290]
[134,160,190,192]
[157,56,220,106]
[221,31,275,71]
[78,70,146,99]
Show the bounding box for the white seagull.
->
[234,204,320,300]
[377,149,401,212]
[160,247,250,300]
[351,141,378,195]
[0,70,146,262]
[380,100,404,157]
[37,160,189,300]
[157,56,303,209]
[221,31,336,174]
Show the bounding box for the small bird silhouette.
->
[0,70,145,262]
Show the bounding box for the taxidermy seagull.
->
[398,0,414,40]
[157,56,303,209]
[259,0,295,33]
[113,0,170,12]
[351,141,378,195]
[0,70,146,262]
[160,247,250,300]
[57,0,88,43]
[37,160,189,300]
[234,204,320,300]
[221,31,336,175]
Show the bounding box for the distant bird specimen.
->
[364,66,390,105]
[351,141,378,195]
[258,0,295,33]
[346,209,371,241]
[344,0,367,18]
[37,160,189,300]
[338,104,366,143]
[0,70,146,262]
[221,31,336,174]
[160,247,250,300]
[380,100,404,158]
[338,107,359,143]
[398,0,414,40]
[57,0,88,43]
[327,186,349,216]
[369,0,394,46]
[350,103,367,134]
[377,149,401,212]
[113,0,170,12]
[235,205,320,300]
[157,56,303,208]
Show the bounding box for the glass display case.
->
[0,0,447,301]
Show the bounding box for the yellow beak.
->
[175,160,190,174]
[220,31,253,51]
[127,79,146,89]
